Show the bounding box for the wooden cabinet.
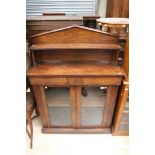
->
[112,34,129,136]
[99,0,129,66]
[106,0,129,18]
[26,16,82,39]
[27,25,125,133]
[112,80,129,135]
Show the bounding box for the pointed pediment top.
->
[31,24,119,38]
[30,25,119,46]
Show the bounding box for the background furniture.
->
[83,16,100,29]
[112,34,129,135]
[96,18,129,135]
[106,0,129,18]
[26,80,39,148]
[96,17,129,65]
[112,79,129,135]
[26,42,39,148]
[26,15,83,38]
[96,18,129,39]
[27,25,125,134]
[26,91,35,148]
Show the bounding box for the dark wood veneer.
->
[27,25,124,134]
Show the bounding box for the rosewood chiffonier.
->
[27,25,125,134]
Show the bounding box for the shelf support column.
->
[102,85,119,128]
[70,86,81,128]
[32,85,51,128]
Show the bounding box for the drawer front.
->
[29,77,68,86]
[68,77,82,85]
[29,76,121,86]
[83,77,122,86]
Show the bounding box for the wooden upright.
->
[112,34,129,135]
[27,25,125,134]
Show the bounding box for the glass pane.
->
[121,100,129,122]
[121,113,129,122]
[119,124,129,131]
[119,99,129,132]
[81,87,106,126]
[45,87,71,126]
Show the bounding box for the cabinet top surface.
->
[27,63,124,77]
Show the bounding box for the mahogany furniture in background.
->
[97,18,129,135]
[26,42,39,148]
[105,0,129,67]
[122,33,129,77]
[96,17,129,65]
[27,25,125,134]
[26,79,39,148]
[96,18,129,39]
[26,15,83,38]
[26,91,36,148]
[112,80,129,135]
[106,0,129,18]
[112,34,129,135]
[83,16,100,29]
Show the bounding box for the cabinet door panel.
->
[45,87,72,127]
[81,87,106,126]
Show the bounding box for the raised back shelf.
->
[29,25,121,66]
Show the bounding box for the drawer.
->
[68,77,82,85]
[83,77,122,86]
[29,77,68,86]
[29,76,121,86]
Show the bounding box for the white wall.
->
[97,0,107,17]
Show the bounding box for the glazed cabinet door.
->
[32,85,119,130]
[79,86,119,128]
[68,85,119,129]
[45,87,72,127]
